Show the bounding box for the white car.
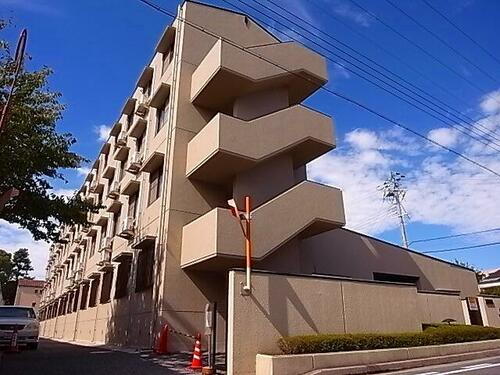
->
[0,306,39,350]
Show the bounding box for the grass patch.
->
[278,325,500,354]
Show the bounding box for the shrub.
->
[278,325,500,354]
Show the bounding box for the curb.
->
[304,348,500,374]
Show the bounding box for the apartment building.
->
[39,1,485,359]
[14,279,46,309]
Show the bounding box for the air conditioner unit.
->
[107,181,120,199]
[125,152,143,173]
[116,131,127,147]
[89,181,99,193]
[97,249,112,268]
[118,217,135,239]
[99,236,112,252]
[135,100,149,117]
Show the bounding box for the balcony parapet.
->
[181,181,345,269]
[186,105,334,184]
[191,39,327,112]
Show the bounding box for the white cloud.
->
[76,167,90,176]
[94,125,111,142]
[308,103,500,240]
[480,89,500,114]
[427,127,460,148]
[0,220,49,280]
[332,1,372,27]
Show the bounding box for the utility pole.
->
[0,29,27,212]
[379,172,410,248]
[0,28,28,134]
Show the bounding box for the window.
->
[88,278,100,308]
[155,96,169,134]
[373,272,419,285]
[127,112,134,129]
[486,299,495,308]
[135,244,154,292]
[143,81,151,99]
[73,288,80,312]
[119,160,125,180]
[136,133,144,154]
[162,45,174,74]
[148,164,163,206]
[112,209,121,237]
[115,260,131,299]
[80,283,89,310]
[128,191,139,219]
[100,270,113,304]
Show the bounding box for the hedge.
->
[278,325,500,354]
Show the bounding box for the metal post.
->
[394,193,409,248]
[243,196,252,294]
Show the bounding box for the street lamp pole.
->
[228,196,252,295]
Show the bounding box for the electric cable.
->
[136,0,500,179]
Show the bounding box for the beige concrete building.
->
[14,279,45,309]
[39,2,490,370]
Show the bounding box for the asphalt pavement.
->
[380,355,500,375]
[0,339,178,375]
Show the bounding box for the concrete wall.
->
[416,291,465,325]
[479,296,500,328]
[227,270,422,375]
[263,228,479,298]
[14,285,42,309]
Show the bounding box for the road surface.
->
[380,355,500,375]
[0,339,179,375]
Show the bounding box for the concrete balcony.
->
[186,105,334,184]
[190,39,327,112]
[181,181,345,269]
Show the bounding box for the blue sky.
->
[1,0,499,278]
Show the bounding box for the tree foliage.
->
[0,248,34,304]
[0,21,99,242]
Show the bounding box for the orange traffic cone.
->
[189,333,203,370]
[154,324,169,354]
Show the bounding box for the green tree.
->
[0,21,98,242]
[0,248,33,304]
[11,247,33,280]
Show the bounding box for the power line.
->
[423,241,500,254]
[420,0,500,69]
[305,0,474,112]
[260,0,500,145]
[410,228,500,245]
[347,0,500,107]
[136,0,500,179]
[385,0,500,86]
[231,0,500,151]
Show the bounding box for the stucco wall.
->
[479,296,500,328]
[227,270,421,375]
[264,228,480,298]
[417,292,465,325]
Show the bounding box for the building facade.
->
[39,1,486,358]
[14,279,45,309]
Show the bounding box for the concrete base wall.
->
[256,339,500,375]
[479,296,500,328]
[417,292,465,325]
[227,270,425,375]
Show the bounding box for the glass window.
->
[148,165,163,206]
[135,244,154,292]
[0,307,36,318]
